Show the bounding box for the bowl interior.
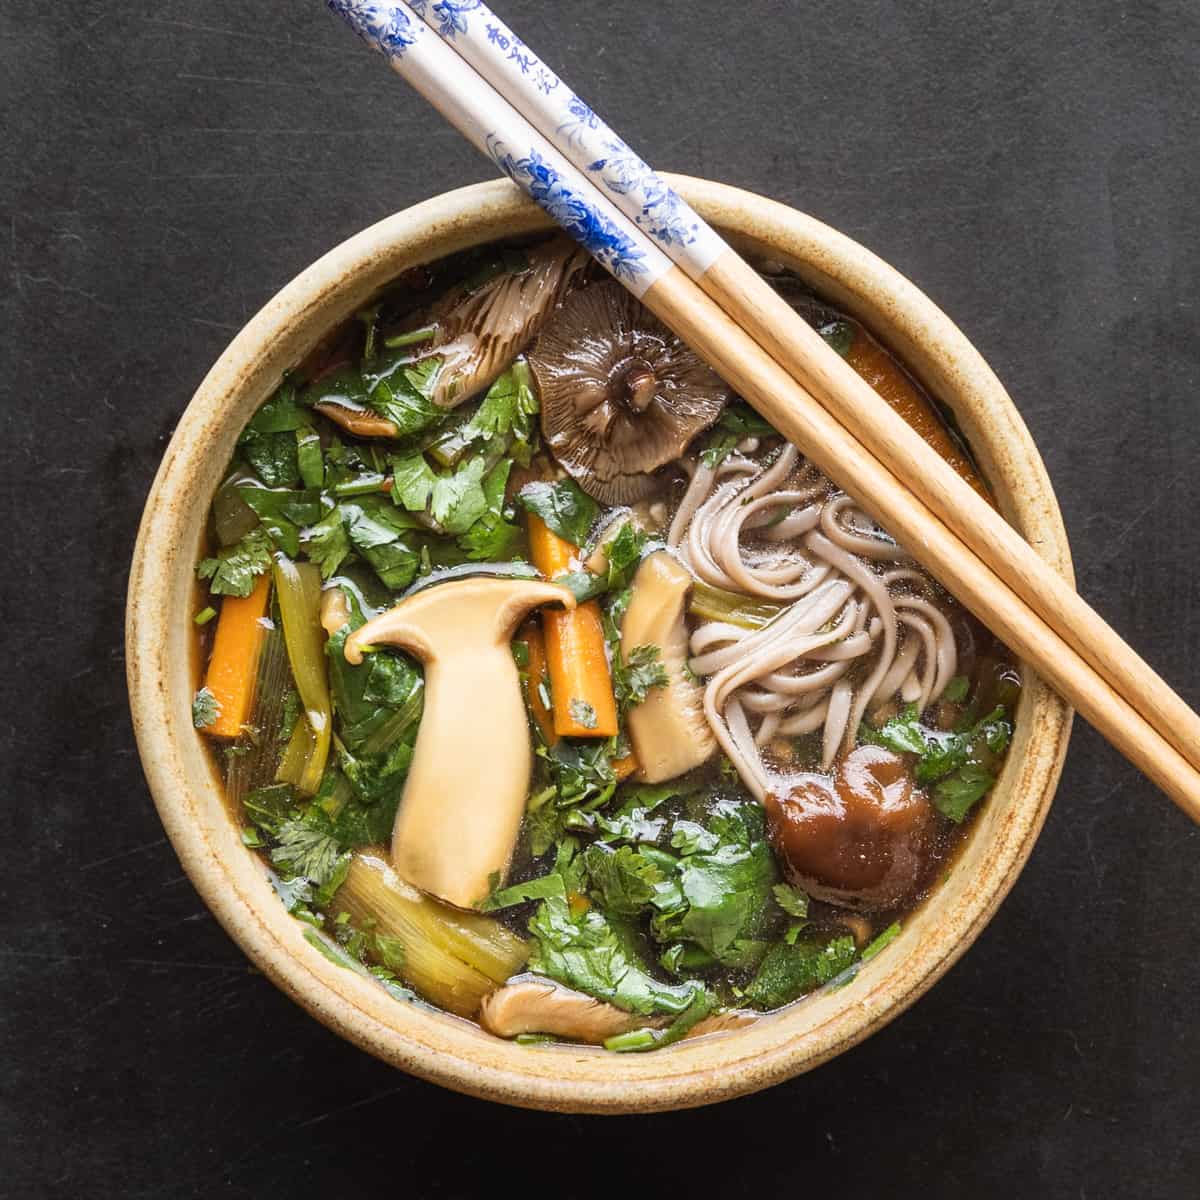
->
[127,176,1072,1113]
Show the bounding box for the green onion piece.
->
[333,473,389,497]
[688,581,784,630]
[603,1028,658,1053]
[384,323,438,349]
[272,558,332,795]
[861,922,902,962]
[193,606,217,626]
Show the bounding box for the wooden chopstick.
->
[402,0,1200,780]
[326,2,1200,818]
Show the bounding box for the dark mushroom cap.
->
[529,280,730,503]
[764,745,937,912]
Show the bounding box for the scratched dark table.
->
[4,2,1199,1196]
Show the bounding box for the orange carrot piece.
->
[202,574,270,738]
[518,618,558,746]
[844,329,992,502]
[527,514,619,738]
[611,753,639,781]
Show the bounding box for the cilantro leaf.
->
[934,763,995,822]
[431,454,489,535]
[615,644,669,711]
[583,845,665,916]
[463,359,539,461]
[302,508,351,578]
[361,353,445,436]
[517,478,598,547]
[271,819,346,886]
[192,686,221,729]
[527,891,703,1017]
[653,800,780,969]
[249,381,308,433]
[592,784,680,845]
[236,486,322,559]
[772,882,810,919]
[943,674,970,703]
[604,988,716,1053]
[197,526,273,597]
[569,698,598,730]
[744,934,858,1010]
[240,429,300,488]
[700,403,778,468]
[390,451,436,511]
[479,872,568,912]
[341,496,423,590]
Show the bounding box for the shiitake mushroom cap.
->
[529,280,730,503]
[764,745,938,912]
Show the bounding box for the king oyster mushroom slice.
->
[480,977,758,1044]
[621,551,717,782]
[344,577,575,909]
[427,238,587,409]
[530,280,731,503]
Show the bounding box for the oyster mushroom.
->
[479,976,758,1044]
[621,551,716,782]
[344,577,574,908]
[428,238,588,408]
[530,280,730,502]
[314,239,586,437]
[764,745,937,911]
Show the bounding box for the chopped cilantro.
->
[517,478,598,547]
[699,403,778,468]
[191,686,221,729]
[197,526,273,597]
[527,890,705,1017]
[745,935,858,1010]
[614,644,669,710]
[772,882,810,919]
[569,698,598,730]
[271,819,346,887]
[864,701,1012,824]
[583,845,664,916]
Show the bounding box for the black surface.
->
[4,1,1199,1196]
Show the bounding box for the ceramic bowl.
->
[127,175,1073,1113]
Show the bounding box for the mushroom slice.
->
[530,280,731,503]
[344,577,575,908]
[426,239,587,408]
[479,976,759,1044]
[621,551,716,782]
[313,402,398,439]
[480,977,640,1043]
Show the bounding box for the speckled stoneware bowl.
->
[127,176,1073,1113]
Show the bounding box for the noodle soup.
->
[189,238,1020,1049]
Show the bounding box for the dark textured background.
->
[4,1,1199,1196]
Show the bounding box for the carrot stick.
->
[844,328,991,500]
[527,514,618,738]
[202,574,270,739]
[517,618,557,746]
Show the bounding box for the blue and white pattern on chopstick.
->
[409,0,725,270]
[328,0,421,57]
[484,134,651,284]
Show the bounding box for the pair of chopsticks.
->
[326,1,1200,818]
